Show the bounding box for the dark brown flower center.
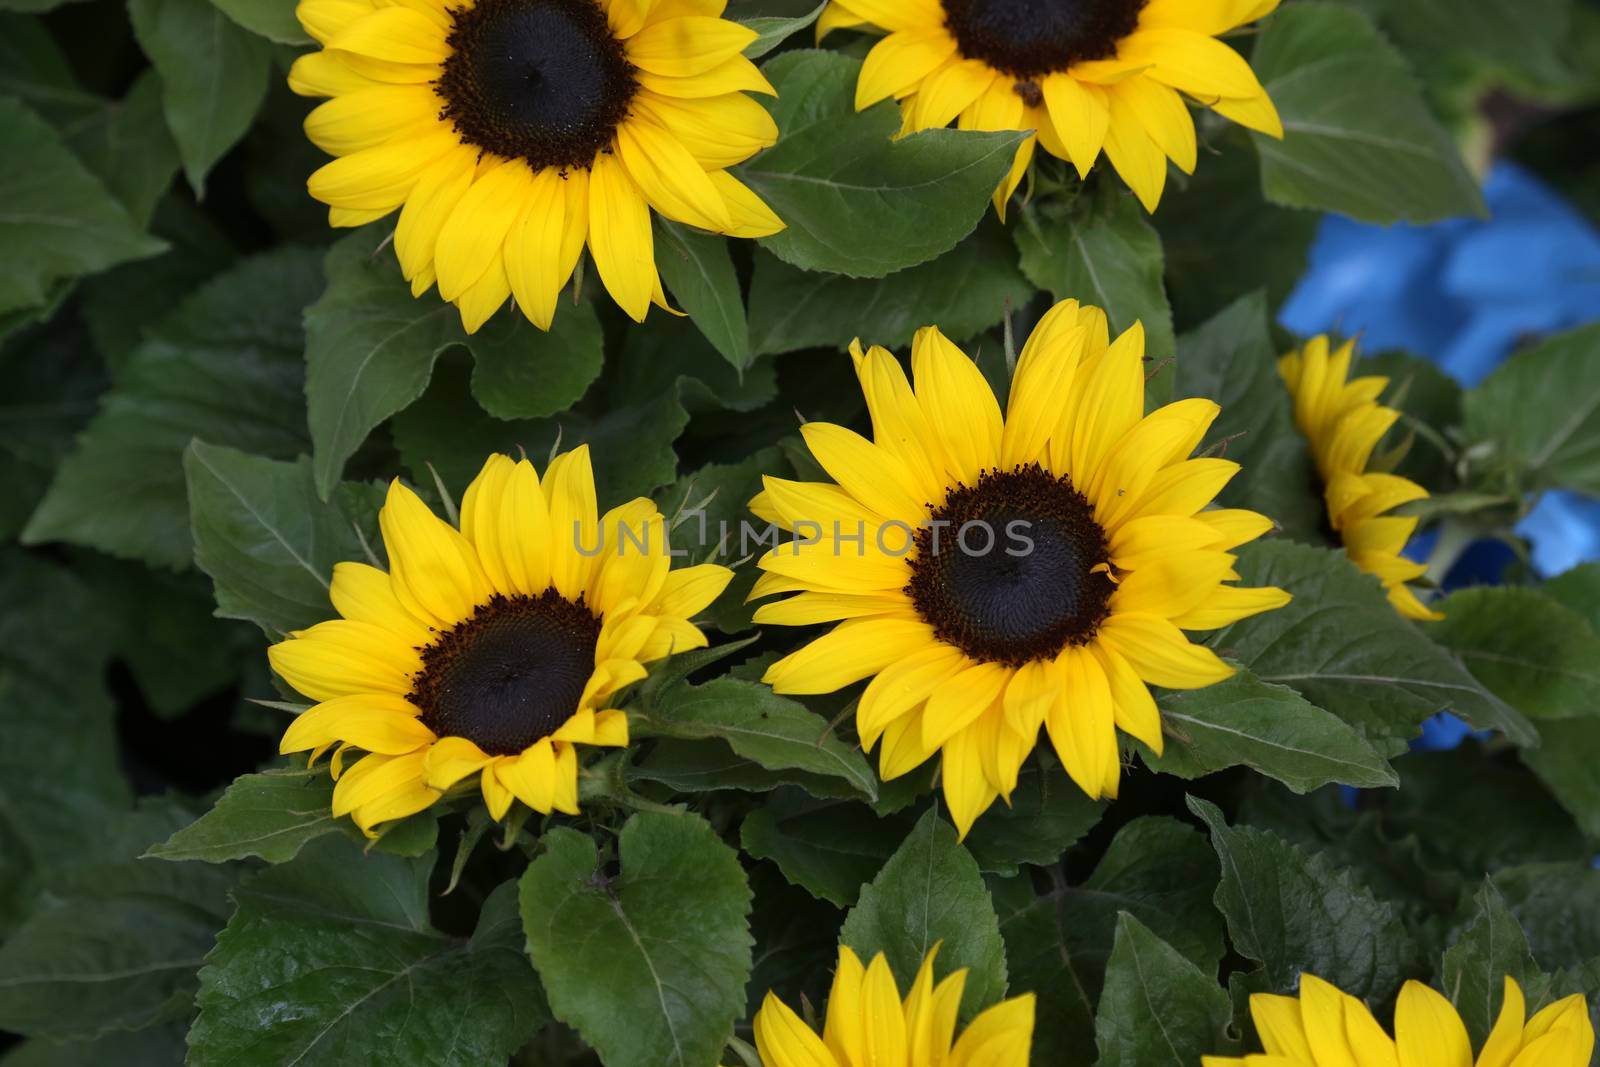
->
[435,0,636,170]
[941,0,1146,81]
[410,590,601,756]
[906,465,1113,667]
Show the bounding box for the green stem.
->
[726,1035,763,1067]
[1423,520,1477,587]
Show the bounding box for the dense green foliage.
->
[1,0,1598,1064]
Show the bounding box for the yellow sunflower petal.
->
[942,722,1002,839]
[763,615,937,694]
[1098,612,1233,689]
[630,90,778,168]
[858,30,958,108]
[755,991,841,1067]
[421,734,494,789]
[379,478,492,627]
[280,693,433,755]
[269,619,421,702]
[329,560,433,646]
[505,167,589,330]
[587,150,659,322]
[922,661,1011,751]
[615,115,732,231]
[1041,74,1110,178]
[911,325,1003,486]
[948,991,1035,1067]
[1394,981,1472,1067]
[625,15,756,78]
[435,159,532,302]
[1047,645,1117,798]
[543,445,601,602]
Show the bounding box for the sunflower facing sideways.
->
[751,944,1034,1067]
[819,0,1284,214]
[1207,974,1594,1067]
[749,299,1292,836]
[1280,335,1443,621]
[289,0,783,332]
[268,450,732,833]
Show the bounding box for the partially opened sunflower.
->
[749,298,1291,836]
[269,449,732,832]
[820,0,1283,214]
[1280,334,1443,620]
[290,0,783,332]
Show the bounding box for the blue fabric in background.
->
[1280,162,1600,758]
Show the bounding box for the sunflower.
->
[269,449,732,833]
[748,299,1291,835]
[752,944,1034,1067]
[1207,974,1594,1067]
[1279,335,1443,621]
[289,0,784,333]
[819,0,1283,215]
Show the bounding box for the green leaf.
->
[1463,323,1600,495]
[655,218,750,369]
[0,318,106,541]
[748,219,1029,357]
[1429,586,1600,720]
[1189,796,1419,1001]
[740,790,912,907]
[0,552,128,936]
[740,1,823,59]
[652,446,790,633]
[1442,880,1549,1047]
[0,98,163,320]
[1155,138,1316,329]
[207,0,309,43]
[1015,185,1176,405]
[998,895,1096,1062]
[614,313,778,414]
[1544,564,1600,630]
[1173,291,1322,540]
[840,808,1007,1020]
[739,50,1026,278]
[1354,0,1573,89]
[304,228,605,497]
[0,15,97,120]
[520,812,752,1067]
[630,738,864,800]
[145,768,342,863]
[24,248,321,569]
[1371,747,1588,880]
[60,71,181,226]
[1247,2,1486,223]
[191,837,546,1065]
[128,0,273,194]
[1152,668,1400,791]
[1095,913,1235,1067]
[0,801,237,1039]
[641,676,878,801]
[186,442,385,636]
[1059,816,1226,984]
[1521,717,1600,839]
[393,357,689,504]
[79,556,258,717]
[1208,541,1536,752]
[1488,863,1600,972]
[963,759,1104,876]
[0,1024,187,1067]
